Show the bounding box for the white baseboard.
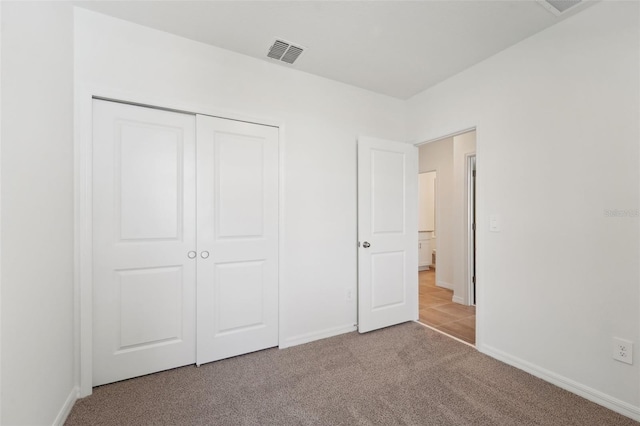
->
[479,344,640,422]
[280,324,357,349]
[418,265,430,271]
[452,295,464,304]
[437,280,452,290]
[53,386,79,426]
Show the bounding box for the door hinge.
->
[473,170,476,178]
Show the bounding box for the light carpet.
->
[66,322,636,425]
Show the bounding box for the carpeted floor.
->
[66,322,636,425]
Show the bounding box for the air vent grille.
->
[538,0,582,15]
[267,40,289,60]
[267,39,305,65]
[282,45,304,64]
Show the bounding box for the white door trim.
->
[465,153,476,307]
[412,127,476,146]
[74,88,285,397]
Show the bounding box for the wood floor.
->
[418,269,476,345]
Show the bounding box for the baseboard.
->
[280,324,357,349]
[451,295,465,304]
[52,386,79,426]
[418,265,430,271]
[437,280,452,290]
[479,344,640,422]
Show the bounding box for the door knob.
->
[187,251,197,259]
[363,242,371,248]
[200,251,210,259]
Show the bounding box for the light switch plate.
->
[489,214,501,232]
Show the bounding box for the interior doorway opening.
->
[416,130,477,345]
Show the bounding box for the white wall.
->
[418,171,436,232]
[0,2,3,421]
[418,172,436,270]
[0,3,3,422]
[1,2,77,425]
[408,1,639,417]
[419,138,453,290]
[75,7,406,355]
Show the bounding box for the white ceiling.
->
[75,0,595,99]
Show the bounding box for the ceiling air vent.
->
[538,0,582,15]
[267,39,305,65]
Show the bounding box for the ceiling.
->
[74,0,595,99]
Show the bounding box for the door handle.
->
[187,251,197,259]
[200,251,210,259]
[362,242,371,248]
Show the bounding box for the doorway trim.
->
[74,87,285,397]
[416,127,476,145]
[465,154,477,306]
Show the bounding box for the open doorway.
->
[416,130,476,345]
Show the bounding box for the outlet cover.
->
[613,337,633,365]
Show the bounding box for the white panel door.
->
[92,100,196,386]
[358,136,418,333]
[196,115,279,365]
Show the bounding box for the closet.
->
[92,100,279,386]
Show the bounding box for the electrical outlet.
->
[612,338,633,365]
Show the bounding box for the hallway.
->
[418,269,475,345]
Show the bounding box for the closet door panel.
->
[196,115,279,365]
[92,101,280,384]
[216,135,265,238]
[92,100,197,386]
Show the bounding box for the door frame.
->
[465,154,477,306]
[74,88,285,397]
[413,127,478,343]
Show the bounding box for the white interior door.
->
[196,115,279,365]
[358,136,418,333]
[92,100,197,386]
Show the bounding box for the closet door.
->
[92,100,196,386]
[196,115,279,365]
